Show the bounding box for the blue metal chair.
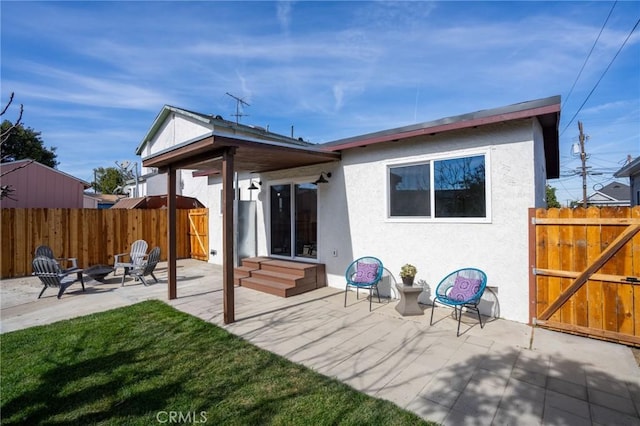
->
[430,268,488,336]
[344,256,384,311]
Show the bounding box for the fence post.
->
[528,207,536,326]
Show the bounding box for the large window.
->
[388,154,487,219]
[389,164,430,216]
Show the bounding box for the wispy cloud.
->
[277,1,293,32]
[1,0,637,197]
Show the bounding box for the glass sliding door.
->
[270,182,318,260]
[294,183,317,259]
[270,185,291,256]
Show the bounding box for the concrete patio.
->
[2,259,639,425]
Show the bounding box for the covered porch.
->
[141,130,341,323]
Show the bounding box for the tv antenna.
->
[226,92,250,124]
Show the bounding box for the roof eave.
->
[142,131,340,172]
[614,157,640,178]
[322,96,561,151]
[320,96,561,179]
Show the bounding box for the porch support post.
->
[167,165,177,299]
[222,147,236,324]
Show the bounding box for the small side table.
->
[395,284,424,316]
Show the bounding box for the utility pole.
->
[578,121,587,208]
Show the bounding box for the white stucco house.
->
[135,96,560,324]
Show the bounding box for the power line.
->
[563,1,617,110]
[561,17,640,136]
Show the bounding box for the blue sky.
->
[2,1,639,205]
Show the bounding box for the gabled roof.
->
[320,96,561,178]
[614,156,640,178]
[136,105,311,156]
[590,182,630,202]
[0,159,91,188]
[141,97,561,178]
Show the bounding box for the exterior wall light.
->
[313,172,332,184]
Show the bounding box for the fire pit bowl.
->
[84,265,114,282]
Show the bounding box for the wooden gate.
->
[188,208,209,261]
[530,207,640,347]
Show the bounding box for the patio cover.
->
[142,131,340,323]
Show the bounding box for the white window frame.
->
[386,149,491,223]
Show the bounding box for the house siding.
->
[140,112,213,198]
[311,121,535,323]
[143,113,211,159]
[180,121,528,322]
[176,120,542,323]
[532,119,548,207]
[138,100,558,324]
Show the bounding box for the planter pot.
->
[401,276,415,286]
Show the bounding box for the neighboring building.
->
[83,192,100,208]
[111,195,204,209]
[0,159,91,208]
[581,181,630,207]
[614,156,640,206]
[83,193,122,209]
[137,96,560,324]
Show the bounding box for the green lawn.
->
[1,300,433,425]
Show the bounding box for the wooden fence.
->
[531,206,640,347]
[0,208,207,279]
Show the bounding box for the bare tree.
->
[1,92,31,200]
[1,92,23,146]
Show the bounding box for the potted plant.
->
[399,264,417,286]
